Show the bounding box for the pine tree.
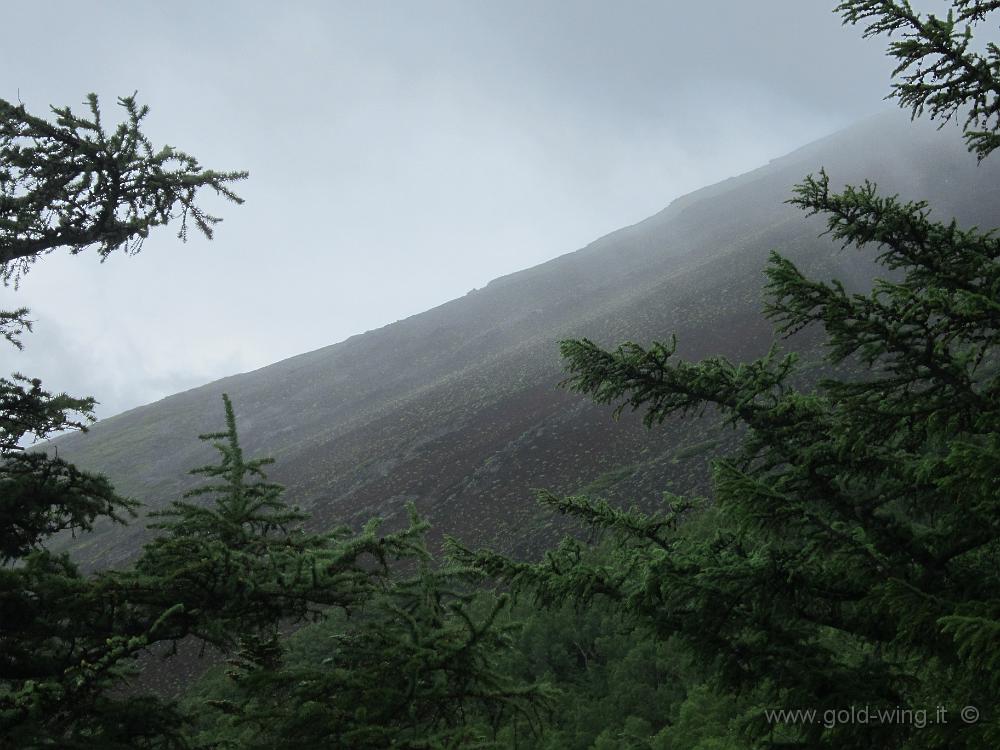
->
[153,398,551,749]
[454,3,1000,747]
[1,94,549,748]
[133,393,429,652]
[0,93,246,748]
[199,560,552,749]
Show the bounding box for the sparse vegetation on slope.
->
[48,108,1000,572]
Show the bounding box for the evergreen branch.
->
[837,1,1000,158]
[534,489,688,550]
[559,336,797,428]
[0,307,31,349]
[0,93,247,284]
[0,372,95,454]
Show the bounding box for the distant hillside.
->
[49,110,1000,569]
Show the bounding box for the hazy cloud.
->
[2,1,897,418]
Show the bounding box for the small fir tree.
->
[134,393,429,653]
[159,399,552,750]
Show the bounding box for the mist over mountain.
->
[49,110,1000,569]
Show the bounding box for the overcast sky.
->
[2,1,900,419]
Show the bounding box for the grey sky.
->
[3,1,897,419]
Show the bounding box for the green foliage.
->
[0,371,96,455]
[0,546,187,749]
[474,534,759,750]
[0,92,247,284]
[156,397,554,749]
[0,92,249,747]
[0,306,29,348]
[455,3,1000,747]
[0,88,550,750]
[4,387,550,748]
[0,451,136,562]
[134,393,430,651]
[12,4,1000,747]
[837,0,1000,159]
[186,564,552,750]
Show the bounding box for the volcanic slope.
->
[49,110,1000,568]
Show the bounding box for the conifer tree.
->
[133,393,428,652]
[150,398,551,749]
[1,93,549,749]
[454,3,1000,748]
[0,93,247,748]
[0,91,247,574]
[198,558,551,749]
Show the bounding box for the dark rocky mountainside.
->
[50,111,1000,568]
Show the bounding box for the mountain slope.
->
[50,110,1000,568]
